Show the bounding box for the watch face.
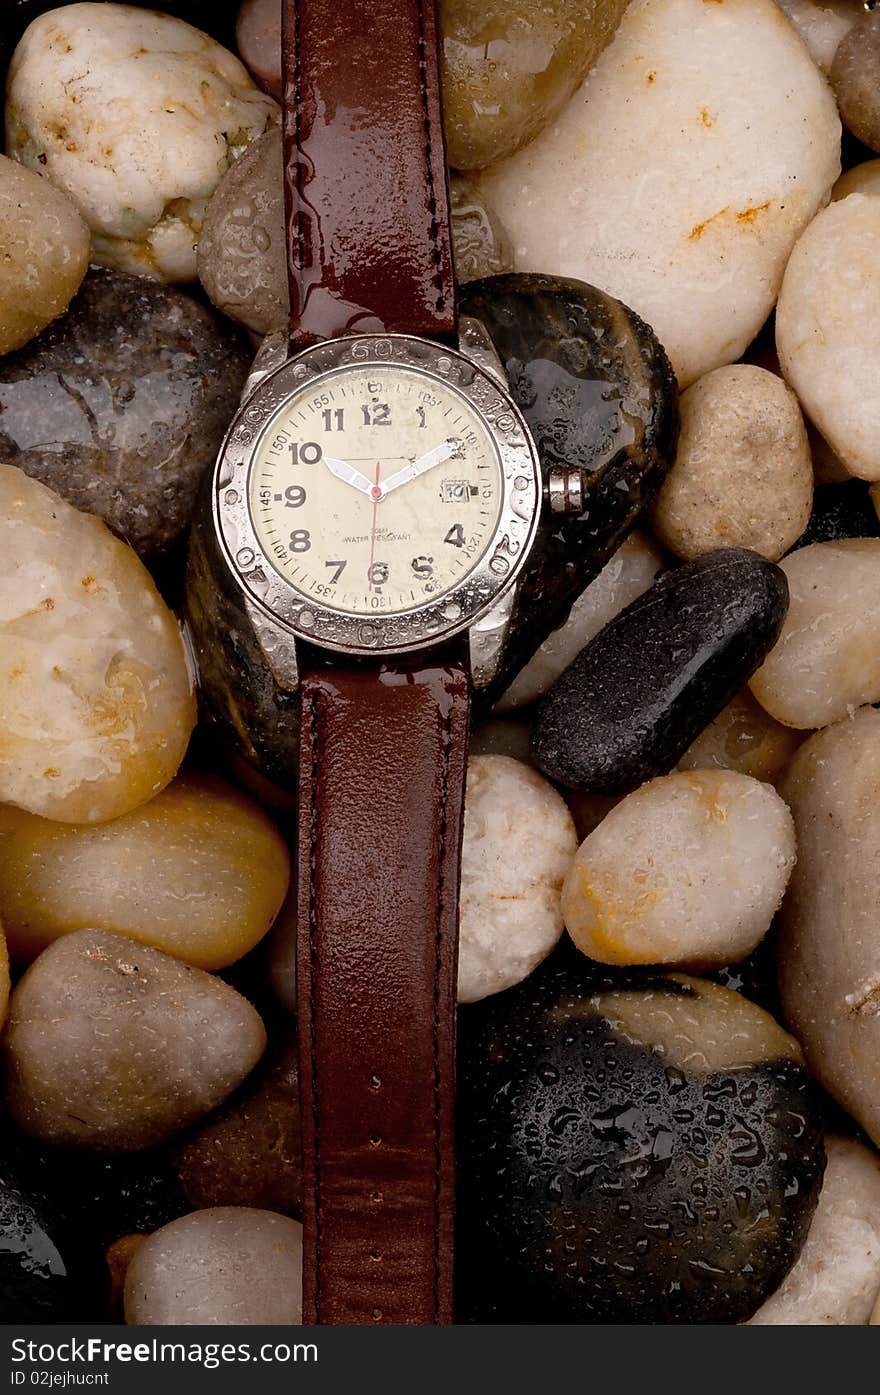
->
[214,334,541,656]
[247,363,503,616]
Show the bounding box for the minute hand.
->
[380,439,461,498]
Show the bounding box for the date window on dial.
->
[441,478,478,504]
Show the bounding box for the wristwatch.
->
[194,0,543,1323]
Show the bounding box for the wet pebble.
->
[775,0,859,72]
[440,0,628,170]
[651,365,812,562]
[832,158,880,201]
[175,1026,301,1215]
[830,12,880,153]
[497,532,665,712]
[458,962,824,1323]
[450,174,513,282]
[778,708,880,1146]
[0,1163,103,1321]
[792,479,880,550]
[0,771,290,969]
[750,540,880,729]
[6,2,278,282]
[776,195,880,481]
[750,1136,880,1325]
[0,267,249,560]
[0,465,195,824]
[124,1208,302,1325]
[562,770,796,969]
[0,154,89,356]
[479,0,840,386]
[459,756,577,1004]
[532,549,789,795]
[4,929,266,1150]
[677,688,804,785]
[460,272,677,705]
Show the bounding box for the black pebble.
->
[531,547,789,794]
[791,479,880,551]
[0,1161,107,1321]
[461,273,678,709]
[457,959,825,1325]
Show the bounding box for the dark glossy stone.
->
[185,474,300,787]
[0,268,249,560]
[532,548,789,794]
[457,959,825,1325]
[0,1159,106,1321]
[174,1024,301,1216]
[460,273,678,709]
[791,479,880,551]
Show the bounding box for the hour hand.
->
[322,454,376,499]
[380,438,462,497]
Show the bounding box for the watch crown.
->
[547,466,586,514]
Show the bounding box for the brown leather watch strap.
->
[296,659,470,1324]
[281,0,457,345]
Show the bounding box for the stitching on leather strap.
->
[432,678,453,1321]
[307,685,323,1322]
[415,0,446,314]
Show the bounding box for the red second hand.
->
[367,460,381,593]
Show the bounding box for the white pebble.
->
[750,1136,880,1324]
[777,195,880,480]
[479,0,840,386]
[562,769,796,967]
[750,539,880,729]
[5,3,278,282]
[497,532,664,711]
[651,365,812,561]
[458,756,577,1004]
[774,0,858,72]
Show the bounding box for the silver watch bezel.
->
[212,332,541,658]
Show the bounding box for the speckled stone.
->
[778,709,880,1147]
[175,1026,301,1215]
[0,268,249,560]
[532,549,789,794]
[440,0,629,170]
[124,1207,302,1324]
[6,2,279,282]
[461,273,678,708]
[831,12,880,153]
[0,152,89,355]
[0,465,196,824]
[776,196,880,481]
[459,756,577,1003]
[4,929,266,1150]
[750,540,880,729]
[562,769,796,968]
[479,0,840,387]
[457,960,824,1323]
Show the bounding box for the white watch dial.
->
[247,363,504,616]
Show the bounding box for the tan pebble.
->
[0,770,290,969]
[459,756,577,1003]
[0,465,195,823]
[678,687,805,784]
[124,1208,302,1325]
[778,709,880,1146]
[651,365,812,561]
[106,1234,147,1321]
[0,154,89,354]
[750,539,880,729]
[830,12,880,153]
[562,769,796,968]
[777,195,880,481]
[4,929,266,1149]
[832,159,880,202]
